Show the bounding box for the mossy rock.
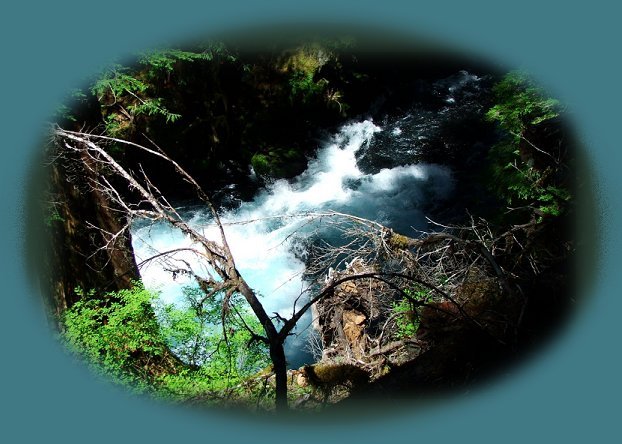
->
[250,146,307,179]
[303,363,370,389]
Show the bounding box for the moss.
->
[282,44,330,76]
[250,153,271,175]
[387,232,415,250]
[282,45,332,104]
[303,363,369,389]
[250,146,307,179]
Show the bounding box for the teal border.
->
[2,1,619,442]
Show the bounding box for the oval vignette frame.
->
[6,1,620,442]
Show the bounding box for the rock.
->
[296,372,309,387]
[342,309,367,359]
[302,363,370,390]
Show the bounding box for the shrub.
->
[485,72,570,219]
[63,284,169,391]
[485,71,561,138]
[62,282,269,399]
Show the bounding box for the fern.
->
[485,71,561,138]
[486,72,570,219]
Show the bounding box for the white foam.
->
[131,119,453,359]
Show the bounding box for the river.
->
[130,70,489,367]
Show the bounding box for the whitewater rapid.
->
[130,70,488,365]
[130,119,452,365]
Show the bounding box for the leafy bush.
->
[392,286,434,339]
[90,65,182,137]
[485,72,570,219]
[63,284,169,391]
[289,70,327,104]
[392,298,419,339]
[488,140,571,217]
[155,287,270,401]
[485,71,561,138]
[62,282,269,399]
[156,286,269,375]
[137,48,216,74]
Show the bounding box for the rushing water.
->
[130,70,486,367]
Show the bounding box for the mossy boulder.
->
[250,146,307,179]
[302,363,370,390]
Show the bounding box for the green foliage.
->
[486,72,570,219]
[63,283,167,391]
[285,45,331,104]
[489,141,571,217]
[138,49,213,73]
[250,147,304,178]
[196,41,238,63]
[62,282,269,400]
[485,71,561,138]
[405,285,434,303]
[155,286,270,400]
[157,286,269,372]
[137,44,236,80]
[289,70,327,104]
[392,298,418,339]
[90,61,181,136]
[287,45,328,73]
[88,44,238,137]
[250,153,271,176]
[127,97,181,123]
[392,286,433,339]
[43,202,64,226]
[54,104,76,123]
[101,114,128,138]
[91,66,148,99]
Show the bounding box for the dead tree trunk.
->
[52,128,308,411]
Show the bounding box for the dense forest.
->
[34,34,581,413]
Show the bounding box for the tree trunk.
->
[40,151,140,328]
[270,341,288,411]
